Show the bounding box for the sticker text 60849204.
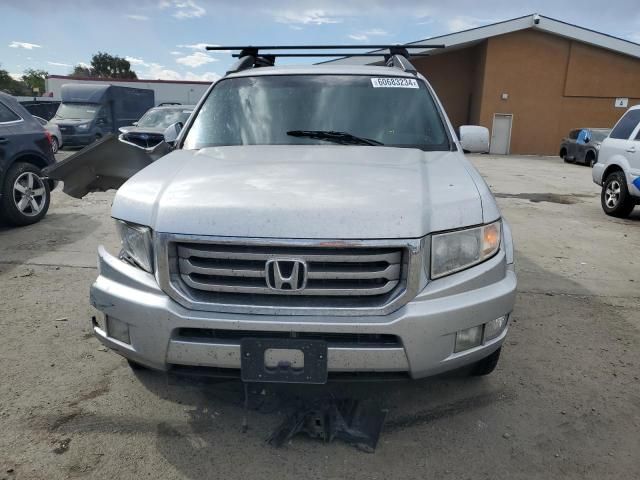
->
[371,77,419,88]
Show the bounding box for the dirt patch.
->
[52,437,71,454]
[494,192,595,204]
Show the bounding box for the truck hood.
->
[119,125,165,135]
[112,145,497,239]
[50,118,93,126]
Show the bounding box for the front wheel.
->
[601,172,635,218]
[0,162,50,226]
[51,136,59,154]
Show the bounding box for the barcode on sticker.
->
[371,78,419,88]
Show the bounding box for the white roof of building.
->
[323,14,640,65]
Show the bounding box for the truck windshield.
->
[55,103,98,120]
[137,107,193,128]
[183,75,451,151]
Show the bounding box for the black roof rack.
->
[206,45,446,75]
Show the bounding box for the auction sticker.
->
[371,77,419,88]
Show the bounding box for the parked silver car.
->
[80,47,516,383]
[119,105,194,148]
[34,115,63,153]
[559,128,610,167]
[593,106,640,217]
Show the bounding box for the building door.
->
[490,114,513,155]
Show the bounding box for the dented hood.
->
[111,145,496,239]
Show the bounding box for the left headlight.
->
[76,123,90,131]
[115,220,154,273]
[430,220,501,279]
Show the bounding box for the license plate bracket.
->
[240,338,328,384]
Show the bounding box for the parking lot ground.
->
[1,154,638,479]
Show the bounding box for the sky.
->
[1,0,639,84]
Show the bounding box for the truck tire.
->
[469,347,501,376]
[0,162,50,226]
[51,136,59,154]
[601,171,635,218]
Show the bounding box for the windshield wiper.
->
[287,130,383,146]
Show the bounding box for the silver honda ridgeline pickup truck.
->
[90,54,516,383]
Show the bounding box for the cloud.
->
[176,51,217,67]
[161,0,206,19]
[177,43,209,50]
[9,73,22,81]
[142,62,220,82]
[125,56,149,66]
[125,14,149,20]
[47,61,72,67]
[76,61,90,68]
[274,9,342,25]
[9,41,42,50]
[446,16,487,32]
[184,71,221,82]
[348,28,389,41]
[170,51,182,55]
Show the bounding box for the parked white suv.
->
[84,47,517,384]
[593,105,640,217]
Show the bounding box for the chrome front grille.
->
[177,244,402,296]
[156,234,423,316]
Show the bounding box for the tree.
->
[0,65,27,95]
[72,52,137,79]
[71,65,93,78]
[21,68,48,94]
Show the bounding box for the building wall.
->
[416,29,640,155]
[478,30,640,155]
[412,45,483,131]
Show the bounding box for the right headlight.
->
[430,220,501,279]
[115,220,154,273]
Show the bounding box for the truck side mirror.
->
[163,122,183,147]
[459,125,490,153]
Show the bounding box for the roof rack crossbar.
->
[208,44,445,51]
[230,53,434,58]
[218,44,446,74]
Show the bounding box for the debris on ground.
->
[266,396,387,453]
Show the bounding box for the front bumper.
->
[90,244,516,380]
[60,133,95,147]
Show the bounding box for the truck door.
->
[96,103,114,135]
[606,109,640,169]
[628,123,640,178]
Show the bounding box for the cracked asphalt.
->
[0,153,638,479]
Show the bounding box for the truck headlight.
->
[431,220,501,279]
[76,123,90,131]
[115,220,154,272]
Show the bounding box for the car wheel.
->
[51,136,59,154]
[585,152,596,168]
[469,347,501,376]
[0,162,50,226]
[601,171,635,218]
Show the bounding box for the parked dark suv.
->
[559,128,610,167]
[0,92,55,225]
